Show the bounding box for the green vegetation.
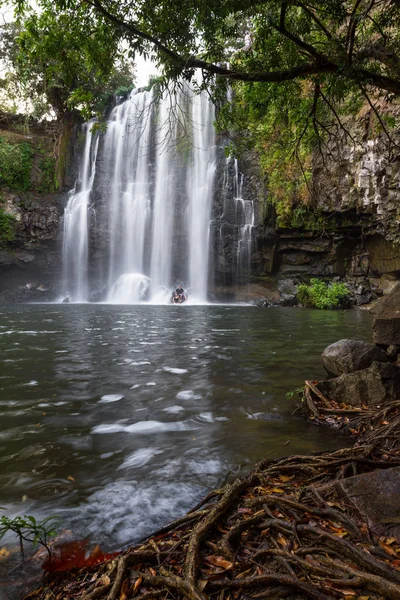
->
[0,208,16,247]
[0,136,33,191]
[0,3,135,120]
[297,278,351,310]
[0,511,59,559]
[1,0,398,226]
[286,386,305,401]
[7,0,397,222]
[37,157,57,193]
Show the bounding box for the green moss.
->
[0,207,16,247]
[55,123,73,191]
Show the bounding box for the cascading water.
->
[61,81,248,304]
[62,121,99,302]
[232,159,255,279]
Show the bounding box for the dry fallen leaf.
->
[278,475,294,482]
[132,575,142,597]
[379,540,398,557]
[205,555,233,570]
[235,568,252,579]
[270,487,285,493]
[198,580,208,591]
[0,547,10,561]
[99,574,110,586]
[277,533,288,548]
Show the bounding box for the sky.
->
[135,54,159,88]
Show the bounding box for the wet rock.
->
[355,291,372,306]
[318,361,400,407]
[322,339,388,376]
[0,250,16,266]
[324,466,400,541]
[15,253,35,263]
[277,278,298,296]
[37,284,49,292]
[278,293,297,307]
[370,283,400,346]
[387,345,400,361]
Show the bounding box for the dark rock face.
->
[322,339,388,377]
[370,283,400,346]
[318,361,400,407]
[326,466,400,541]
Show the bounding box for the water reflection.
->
[0,305,371,551]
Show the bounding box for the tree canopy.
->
[10,0,400,95]
[0,1,136,120]
[5,0,400,219]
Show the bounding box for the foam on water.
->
[163,367,188,375]
[92,420,197,435]
[98,394,124,404]
[118,447,163,470]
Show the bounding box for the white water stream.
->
[62,82,251,303]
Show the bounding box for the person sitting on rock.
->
[176,284,186,302]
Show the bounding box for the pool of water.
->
[0,305,371,556]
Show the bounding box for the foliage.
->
[5,0,400,219]
[8,0,397,217]
[37,157,56,193]
[0,136,33,190]
[0,3,135,120]
[286,386,305,401]
[297,278,351,309]
[0,209,16,247]
[0,511,59,559]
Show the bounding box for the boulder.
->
[318,361,400,407]
[277,278,298,296]
[278,293,297,307]
[322,339,388,376]
[370,283,400,346]
[321,466,400,541]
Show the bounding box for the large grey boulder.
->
[370,283,400,346]
[318,361,400,407]
[322,339,388,376]
[322,466,400,541]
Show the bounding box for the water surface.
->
[0,305,371,553]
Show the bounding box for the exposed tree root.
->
[22,439,400,600]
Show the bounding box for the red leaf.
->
[43,540,119,573]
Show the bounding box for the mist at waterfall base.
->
[62,84,255,305]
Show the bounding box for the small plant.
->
[297,278,351,309]
[286,386,305,400]
[0,511,59,560]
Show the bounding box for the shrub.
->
[0,137,33,191]
[297,278,351,309]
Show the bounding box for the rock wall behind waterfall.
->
[2,98,400,303]
[0,115,77,302]
[248,105,400,304]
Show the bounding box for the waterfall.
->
[62,121,99,302]
[62,83,217,303]
[187,92,216,302]
[233,159,255,280]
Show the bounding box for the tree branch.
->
[85,0,400,95]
